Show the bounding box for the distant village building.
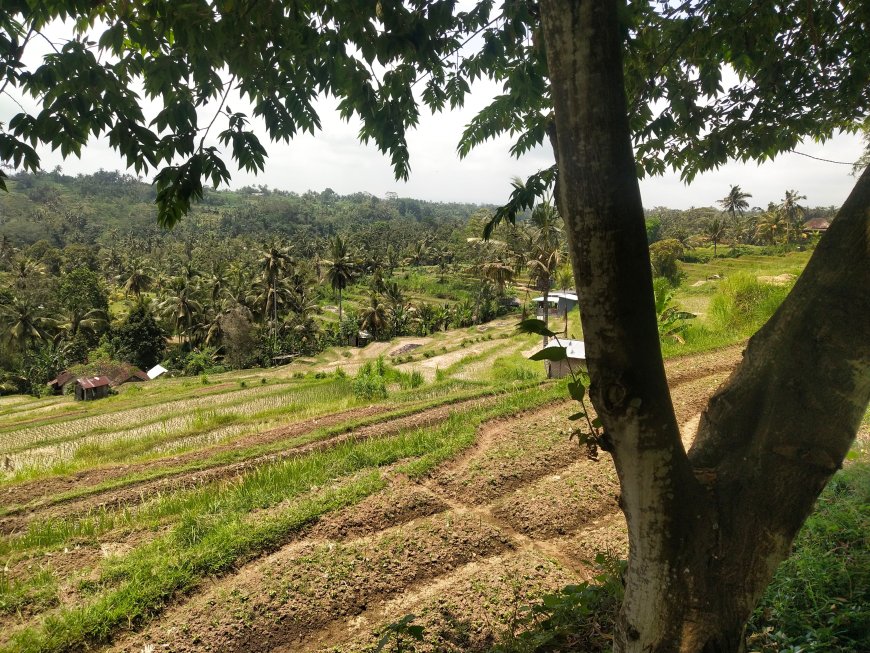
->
[49,363,151,395]
[802,217,831,235]
[351,330,373,347]
[47,371,76,395]
[108,365,149,387]
[539,339,587,379]
[74,376,111,401]
[533,292,579,319]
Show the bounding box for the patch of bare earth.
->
[107,513,513,653]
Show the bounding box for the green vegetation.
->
[746,457,870,653]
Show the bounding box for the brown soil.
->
[102,347,739,653]
[2,344,744,652]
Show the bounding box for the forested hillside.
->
[0,169,837,398]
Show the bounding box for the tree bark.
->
[538,1,870,652]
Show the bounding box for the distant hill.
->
[0,169,489,249]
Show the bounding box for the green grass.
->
[747,454,870,653]
[0,383,497,522]
[0,568,58,618]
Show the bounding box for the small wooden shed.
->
[532,292,579,319]
[108,365,149,387]
[75,376,111,401]
[539,339,587,379]
[47,370,76,395]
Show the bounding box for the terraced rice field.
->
[0,323,744,653]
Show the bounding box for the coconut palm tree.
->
[122,263,154,299]
[434,245,453,282]
[204,260,230,307]
[779,190,807,243]
[53,307,108,344]
[1,298,51,353]
[13,257,44,291]
[704,218,728,256]
[359,293,388,341]
[755,209,787,245]
[718,184,753,220]
[404,240,430,267]
[528,247,562,345]
[525,197,565,343]
[159,278,203,346]
[480,259,514,296]
[258,243,294,331]
[323,235,355,322]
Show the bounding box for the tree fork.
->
[540,1,869,652]
[540,1,712,651]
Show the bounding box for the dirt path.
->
[101,346,742,653]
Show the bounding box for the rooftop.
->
[540,339,586,360]
[532,291,579,303]
[77,376,111,389]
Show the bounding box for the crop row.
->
[0,379,343,456]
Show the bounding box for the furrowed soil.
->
[0,392,519,534]
[78,344,741,653]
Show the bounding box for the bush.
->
[183,347,221,376]
[352,360,388,400]
[649,238,685,285]
[398,370,425,390]
[709,274,791,334]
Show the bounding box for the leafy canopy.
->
[1,1,867,227]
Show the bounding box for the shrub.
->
[709,274,791,334]
[352,360,388,400]
[398,370,425,390]
[184,347,221,376]
[649,238,685,285]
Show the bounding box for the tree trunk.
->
[538,1,870,652]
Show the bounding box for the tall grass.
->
[708,274,792,335]
[747,456,870,652]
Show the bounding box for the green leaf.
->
[591,417,603,429]
[567,380,586,402]
[529,346,566,361]
[568,411,586,421]
[516,318,557,337]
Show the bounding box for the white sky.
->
[1,21,865,211]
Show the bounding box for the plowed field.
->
[0,343,742,653]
